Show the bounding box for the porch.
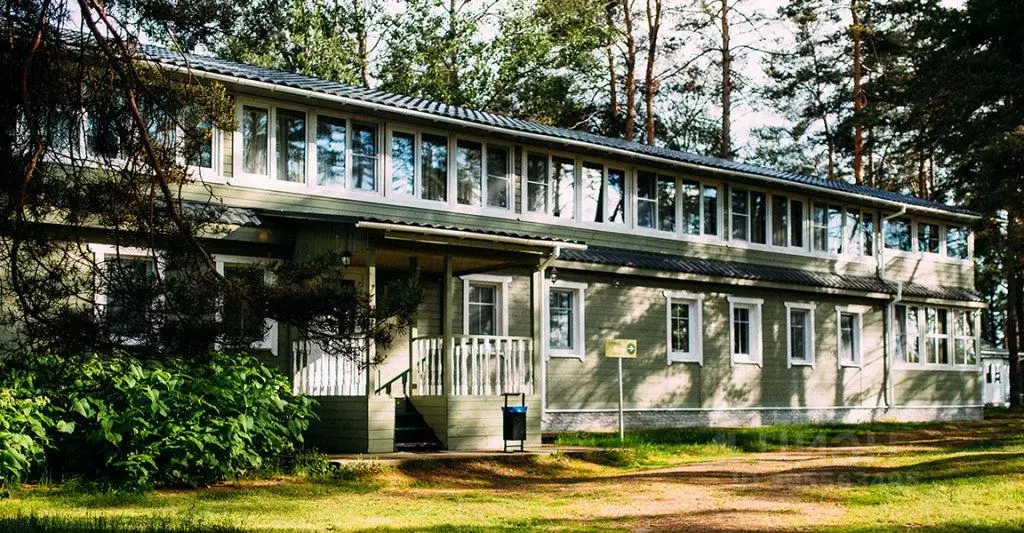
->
[288,220,582,452]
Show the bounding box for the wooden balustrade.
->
[411,335,533,396]
[291,340,366,396]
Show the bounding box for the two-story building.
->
[88,46,984,452]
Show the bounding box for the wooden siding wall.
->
[542,272,978,411]
[411,395,542,451]
[305,396,395,453]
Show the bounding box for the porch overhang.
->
[356,220,588,255]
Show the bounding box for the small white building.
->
[981,341,1011,407]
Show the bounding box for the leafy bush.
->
[1,353,317,489]
[0,376,64,488]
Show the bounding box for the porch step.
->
[394,398,443,452]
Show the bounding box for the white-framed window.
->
[785,302,816,367]
[897,305,980,370]
[637,170,676,232]
[213,255,279,355]
[525,152,575,219]
[581,161,628,224]
[90,244,162,344]
[917,222,940,254]
[946,225,970,260]
[835,305,865,368]
[461,274,510,336]
[664,291,705,364]
[545,280,587,359]
[728,296,763,365]
[884,217,913,252]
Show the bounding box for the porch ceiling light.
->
[548,268,559,282]
[341,251,352,267]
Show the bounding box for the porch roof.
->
[559,245,984,303]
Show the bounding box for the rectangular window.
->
[241,105,269,175]
[925,308,949,364]
[953,310,978,365]
[275,108,306,183]
[467,283,497,336]
[581,162,604,222]
[827,206,843,254]
[947,226,969,259]
[657,175,676,231]
[837,309,862,366]
[456,140,483,206]
[390,131,415,196]
[790,200,804,248]
[548,282,586,357]
[895,305,909,363]
[188,119,215,170]
[787,304,815,366]
[103,256,158,340]
[772,195,789,247]
[222,264,269,344]
[552,157,576,219]
[845,209,861,255]
[681,180,701,235]
[666,292,704,364]
[526,153,549,213]
[637,171,658,229]
[703,185,719,236]
[486,146,511,209]
[918,222,940,254]
[315,115,345,187]
[750,191,767,244]
[862,212,875,256]
[420,133,448,201]
[607,168,627,224]
[812,203,828,252]
[350,122,377,191]
[885,218,912,251]
[906,305,921,363]
[731,188,749,241]
[729,297,763,364]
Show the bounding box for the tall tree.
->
[643,0,662,144]
[850,0,865,184]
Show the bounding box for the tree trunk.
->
[606,1,619,120]
[357,0,370,86]
[644,0,661,145]
[720,0,732,159]
[916,153,927,198]
[851,0,864,185]
[623,0,637,142]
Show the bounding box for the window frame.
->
[664,291,705,365]
[728,296,763,366]
[544,280,588,360]
[89,244,163,346]
[785,302,816,368]
[460,274,511,336]
[213,254,279,355]
[895,305,980,371]
[835,305,866,368]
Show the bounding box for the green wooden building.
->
[90,47,985,452]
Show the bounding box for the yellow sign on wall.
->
[604,339,638,358]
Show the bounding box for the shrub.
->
[0,375,64,488]
[1,353,317,489]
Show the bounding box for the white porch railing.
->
[292,340,367,396]
[412,335,534,396]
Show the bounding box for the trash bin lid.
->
[502,405,528,413]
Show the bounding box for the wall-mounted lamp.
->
[612,278,622,288]
[548,268,559,283]
[341,250,353,267]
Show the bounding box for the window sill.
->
[839,362,862,369]
[788,360,815,368]
[667,355,702,366]
[548,352,584,361]
[730,357,762,367]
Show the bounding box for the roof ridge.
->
[140,44,977,218]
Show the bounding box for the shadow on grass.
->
[0,515,242,533]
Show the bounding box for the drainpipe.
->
[880,206,907,408]
[536,246,560,421]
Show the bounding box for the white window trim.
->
[785,302,817,368]
[89,244,164,347]
[213,254,279,356]
[544,280,588,360]
[728,296,763,366]
[835,305,867,369]
[460,274,511,336]
[664,291,705,365]
[895,306,981,372]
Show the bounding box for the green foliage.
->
[0,514,242,533]
[0,353,317,490]
[0,382,56,488]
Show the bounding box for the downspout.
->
[880,206,907,408]
[537,246,561,420]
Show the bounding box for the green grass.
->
[4,415,1024,532]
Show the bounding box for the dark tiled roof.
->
[180,202,262,226]
[142,45,976,218]
[560,246,983,302]
[250,209,583,245]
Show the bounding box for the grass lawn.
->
[3,412,1024,532]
